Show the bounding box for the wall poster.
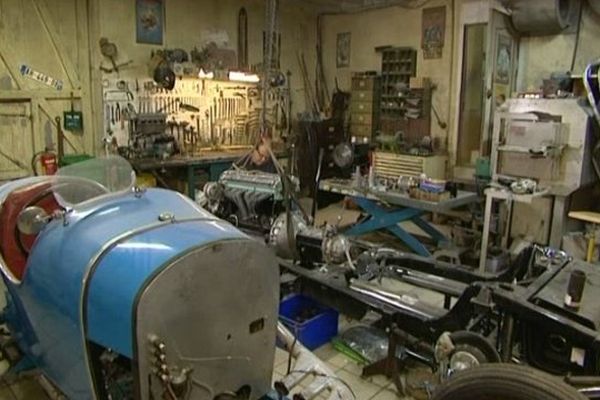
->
[136,0,164,45]
[494,33,512,85]
[336,32,351,68]
[422,6,446,59]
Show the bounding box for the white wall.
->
[320,0,455,149]
[90,0,318,140]
[321,0,600,165]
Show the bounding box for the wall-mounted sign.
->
[136,0,164,45]
[422,6,446,60]
[495,34,512,85]
[19,64,63,90]
[336,32,351,68]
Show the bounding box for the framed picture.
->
[336,32,351,68]
[495,34,512,85]
[422,6,446,59]
[136,0,164,45]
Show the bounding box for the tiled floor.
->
[272,342,408,400]
[0,375,52,400]
[0,202,440,399]
[1,345,406,400]
[0,275,441,400]
[0,321,414,400]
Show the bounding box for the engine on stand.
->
[201,169,299,232]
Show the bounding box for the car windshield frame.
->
[52,155,136,209]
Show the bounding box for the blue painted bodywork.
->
[0,187,245,399]
[87,220,244,358]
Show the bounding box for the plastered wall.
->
[518,4,600,92]
[89,0,318,149]
[320,0,600,164]
[320,0,456,150]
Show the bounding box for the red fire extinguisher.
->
[40,151,58,175]
[32,150,58,176]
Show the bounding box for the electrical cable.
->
[345,246,356,271]
[286,333,298,375]
[287,369,357,399]
[279,327,356,399]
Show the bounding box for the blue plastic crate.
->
[279,294,339,350]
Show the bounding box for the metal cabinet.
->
[349,75,381,141]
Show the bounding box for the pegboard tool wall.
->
[102,77,282,153]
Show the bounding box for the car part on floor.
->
[275,322,355,400]
[432,363,588,400]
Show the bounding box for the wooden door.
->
[0,0,94,180]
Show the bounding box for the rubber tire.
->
[432,364,587,400]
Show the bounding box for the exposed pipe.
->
[570,0,584,71]
[303,0,435,15]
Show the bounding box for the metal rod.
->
[311,148,325,222]
[261,0,278,134]
[499,313,515,362]
[349,280,432,320]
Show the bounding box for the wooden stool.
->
[568,211,600,262]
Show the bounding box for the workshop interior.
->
[1,0,600,399]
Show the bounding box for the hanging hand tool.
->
[105,104,111,128]
[196,118,201,149]
[190,125,196,153]
[120,105,125,130]
[176,122,182,148]
[209,106,215,145]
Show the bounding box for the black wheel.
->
[432,364,587,400]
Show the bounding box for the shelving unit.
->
[378,47,417,117]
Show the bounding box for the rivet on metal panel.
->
[158,212,175,222]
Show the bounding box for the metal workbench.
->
[130,149,274,200]
[319,179,479,257]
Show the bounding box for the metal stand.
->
[362,324,435,395]
[479,188,547,272]
[362,325,405,394]
[346,197,448,257]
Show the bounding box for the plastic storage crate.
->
[279,294,339,350]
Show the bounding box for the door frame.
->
[451,0,513,180]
